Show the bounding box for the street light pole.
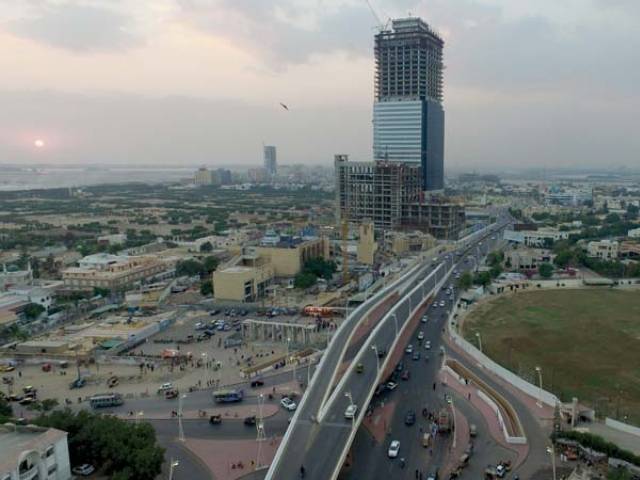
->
[536,366,544,408]
[178,394,187,442]
[169,458,180,480]
[475,332,483,352]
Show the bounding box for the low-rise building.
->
[0,293,30,328]
[0,424,71,480]
[505,249,553,271]
[504,228,569,247]
[97,233,127,246]
[7,281,63,311]
[587,240,619,260]
[628,227,640,239]
[357,222,377,265]
[384,230,435,255]
[255,237,327,278]
[0,264,33,292]
[213,251,274,302]
[62,253,166,291]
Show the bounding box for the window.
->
[48,465,57,475]
[45,445,55,457]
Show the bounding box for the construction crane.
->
[365,0,390,31]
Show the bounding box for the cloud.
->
[8,2,142,53]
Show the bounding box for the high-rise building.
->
[263,145,277,176]
[373,18,445,191]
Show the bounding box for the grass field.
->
[463,289,640,425]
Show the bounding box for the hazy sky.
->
[0,0,638,170]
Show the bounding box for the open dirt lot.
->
[463,289,640,425]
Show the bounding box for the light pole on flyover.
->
[392,312,398,337]
[535,366,544,408]
[475,332,483,352]
[371,345,380,373]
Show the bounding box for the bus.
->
[89,393,124,409]
[212,389,244,403]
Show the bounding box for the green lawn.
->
[463,289,640,425]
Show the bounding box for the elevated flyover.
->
[264,224,504,480]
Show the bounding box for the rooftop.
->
[0,424,67,472]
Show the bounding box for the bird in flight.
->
[279,102,289,111]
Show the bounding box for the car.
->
[445,394,452,404]
[417,331,425,340]
[209,309,220,316]
[439,300,446,307]
[469,424,478,437]
[281,397,297,411]
[395,362,404,372]
[421,315,428,323]
[165,389,179,399]
[0,365,15,373]
[72,464,95,476]
[386,381,398,391]
[344,404,358,419]
[496,465,506,478]
[377,348,387,358]
[401,370,410,381]
[250,378,265,387]
[158,382,173,392]
[69,377,86,389]
[356,363,364,374]
[388,440,400,458]
[404,410,416,426]
[194,322,205,330]
[425,341,431,350]
[427,468,439,480]
[244,415,257,426]
[412,352,421,361]
[405,345,413,354]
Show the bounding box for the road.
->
[265,224,503,480]
[346,229,515,479]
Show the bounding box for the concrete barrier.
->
[477,390,527,445]
[605,417,640,438]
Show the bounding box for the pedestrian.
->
[468,392,471,400]
[416,468,420,478]
[400,458,405,469]
[432,382,436,391]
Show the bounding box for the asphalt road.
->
[266,224,502,480]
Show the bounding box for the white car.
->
[405,344,413,354]
[280,397,297,411]
[417,331,424,340]
[439,300,446,307]
[388,440,401,458]
[425,341,431,350]
[386,381,398,391]
[344,404,358,419]
[421,315,428,323]
[72,464,95,476]
[158,382,174,392]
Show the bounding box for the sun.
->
[34,139,45,148]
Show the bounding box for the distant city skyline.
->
[0,0,638,169]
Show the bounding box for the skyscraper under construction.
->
[373,18,445,191]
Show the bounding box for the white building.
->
[7,281,63,311]
[0,424,71,480]
[503,229,569,247]
[587,240,619,260]
[628,228,640,239]
[97,233,127,246]
[0,264,33,292]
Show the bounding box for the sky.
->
[0,0,638,170]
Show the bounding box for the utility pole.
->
[256,394,266,468]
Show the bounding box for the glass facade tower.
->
[373,18,445,191]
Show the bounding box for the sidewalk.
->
[186,436,281,480]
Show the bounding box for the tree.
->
[294,272,317,289]
[626,204,639,220]
[199,241,213,253]
[93,287,111,298]
[553,250,574,269]
[457,272,473,290]
[489,265,503,279]
[538,262,554,278]
[200,280,213,296]
[202,256,219,274]
[175,259,205,277]
[24,303,45,319]
[473,271,492,287]
[302,257,337,280]
[34,409,164,480]
[0,396,12,421]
